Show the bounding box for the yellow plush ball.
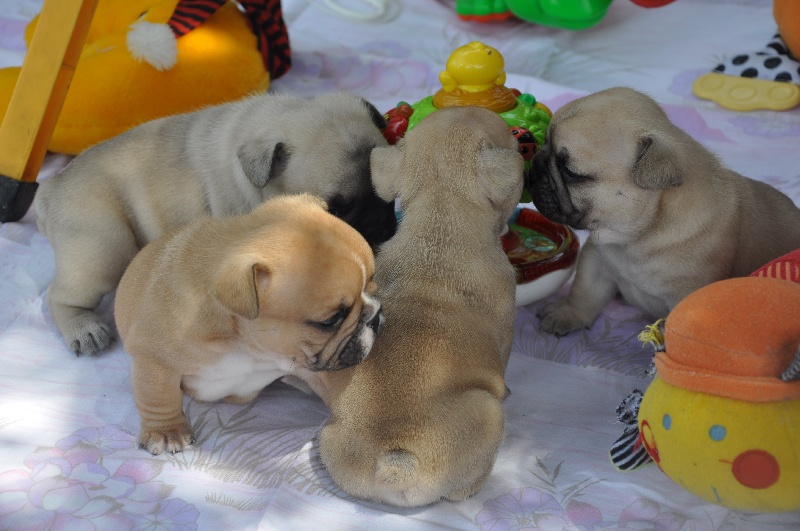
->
[639,377,800,512]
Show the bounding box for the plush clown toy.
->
[611,250,800,513]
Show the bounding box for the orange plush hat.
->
[656,275,800,403]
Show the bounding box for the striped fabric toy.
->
[750,248,800,283]
[167,0,291,79]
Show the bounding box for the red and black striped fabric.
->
[239,0,291,79]
[167,0,291,79]
[168,0,227,37]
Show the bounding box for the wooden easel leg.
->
[0,0,99,222]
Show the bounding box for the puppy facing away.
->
[302,106,525,507]
[527,87,800,335]
[34,91,396,356]
[114,194,384,455]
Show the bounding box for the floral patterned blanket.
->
[1,0,799,528]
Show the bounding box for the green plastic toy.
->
[455,0,676,30]
[381,42,552,203]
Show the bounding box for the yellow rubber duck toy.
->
[433,41,517,113]
[637,273,800,512]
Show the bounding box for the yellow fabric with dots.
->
[638,378,800,512]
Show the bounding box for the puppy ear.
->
[237,141,289,189]
[632,134,683,190]
[370,145,404,201]
[361,98,387,130]
[477,146,525,207]
[213,260,271,320]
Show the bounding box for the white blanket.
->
[1,0,799,528]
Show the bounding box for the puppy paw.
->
[62,312,115,356]
[138,424,195,455]
[538,301,591,336]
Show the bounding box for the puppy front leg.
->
[47,220,139,356]
[538,241,618,335]
[131,358,194,455]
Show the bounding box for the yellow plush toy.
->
[0,0,290,155]
[611,253,800,513]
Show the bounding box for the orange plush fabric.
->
[774,0,800,59]
[0,0,278,155]
[656,276,800,403]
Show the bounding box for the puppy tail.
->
[375,450,419,485]
[320,388,505,507]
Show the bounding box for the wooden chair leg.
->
[0,0,99,223]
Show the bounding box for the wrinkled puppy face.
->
[259,242,383,372]
[218,199,384,372]
[238,92,396,248]
[250,279,383,372]
[527,88,680,237]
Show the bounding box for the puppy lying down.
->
[303,106,525,507]
[527,87,800,335]
[115,194,384,455]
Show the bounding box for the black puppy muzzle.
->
[329,194,397,249]
[311,306,385,371]
[527,151,586,229]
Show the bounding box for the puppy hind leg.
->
[318,421,403,503]
[439,390,505,502]
[46,224,139,356]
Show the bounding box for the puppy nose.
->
[367,307,385,334]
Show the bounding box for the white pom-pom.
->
[126,21,178,71]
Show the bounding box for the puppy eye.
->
[314,315,343,330]
[308,306,351,331]
[563,166,593,183]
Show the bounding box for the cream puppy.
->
[528,87,800,335]
[305,106,525,507]
[35,91,395,355]
[114,194,384,455]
